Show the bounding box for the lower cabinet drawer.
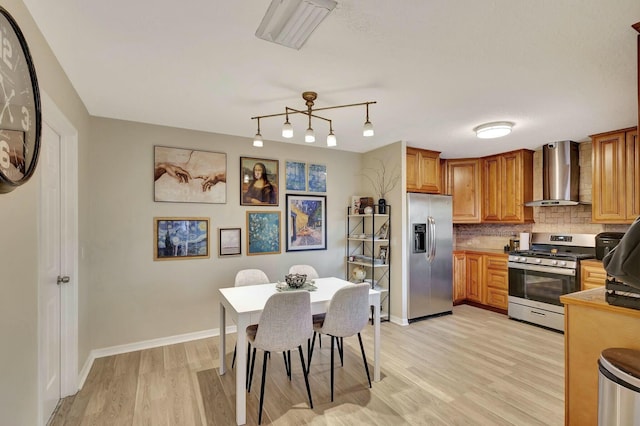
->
[486,287,508,309]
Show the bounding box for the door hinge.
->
[57,275,70,285]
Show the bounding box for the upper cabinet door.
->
[482,150,533,223]
[445,158,482,223]
[406,147,441,194]
[592,129,630,223]
[626,129,640,220]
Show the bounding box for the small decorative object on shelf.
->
[285,273,307,288]
[378,198,387,214]
[351,266,366,283]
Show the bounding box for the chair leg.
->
[248,346,257,392]
[357,332,372,388]
[258,351,269,425]
[283,351,291,380]
[337,337,344,366]
[298,345,314,409]
[330,336,335,402]
[231,343,237,368]
[308,332,317,366]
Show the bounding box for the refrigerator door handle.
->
[428,216,436,262]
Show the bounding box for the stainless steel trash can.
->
[598,348,640,425]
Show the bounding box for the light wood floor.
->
[49,305,564,425]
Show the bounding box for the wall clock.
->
[0,7,41,193]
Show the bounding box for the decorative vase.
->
[378,198,387,214]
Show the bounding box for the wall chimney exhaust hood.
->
[525,141,581,207]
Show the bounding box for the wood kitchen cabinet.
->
[444,158,482,223]
[580,259,607,290]
[481,149,534,223]
[465,253,484,304]
[561,288,640,426]
[452,251,467,303]
[406,147,441,193]
[591,127,639,223]
[484,254,509,310]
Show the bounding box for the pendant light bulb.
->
[327,129,338,146]
[363,120,374,137]
[253,133,263,147]
[253,118,263,147]
[282,111,293,138]
[305,127,315,143]
[363,103,374,137]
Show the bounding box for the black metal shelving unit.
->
[346,204,391,321]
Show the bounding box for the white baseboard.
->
[77,325,238,389]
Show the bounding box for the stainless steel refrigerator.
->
[407,193,453,321]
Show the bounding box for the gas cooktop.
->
[511,250,596,261]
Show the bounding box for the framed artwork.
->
[246,211,281,255]
[286,194,327,252]
[308,163,326,192]
[350,195,365,214]
[376,222,389,240]
[285,160,306,191]
[154,146,226,204]
[240,157,279,206]
[378,245,389,264]
[154,217,209,260]
[218,227,241,256]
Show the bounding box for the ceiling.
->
[22,0,640,157]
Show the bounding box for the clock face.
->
[0,7,41,193]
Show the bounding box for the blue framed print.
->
[308,163,326,192]
[154,217,209,260]
[246,211,281,255]
[285,160,306,191]
[286,194,327,252]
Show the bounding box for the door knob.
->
[57,275,70,285]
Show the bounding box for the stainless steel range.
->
[508,233,596,332]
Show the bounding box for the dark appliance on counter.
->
[595,232,625,260]
[605,278,640,310]
[508,233,596,332]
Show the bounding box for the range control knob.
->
[518,257,526,262]
[560,261,567,267]
[551,260,558,265]
[535,259,542,264]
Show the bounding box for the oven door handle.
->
[508,262,576,276]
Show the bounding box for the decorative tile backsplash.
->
[454,142,630,249]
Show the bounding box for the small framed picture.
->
[376,222,389,240]
[378,245,389,264]
[218,227,241,256]
[350,195,365,214]
[154,217,209,260]
[308,163,326,192]
[285,160,306,191]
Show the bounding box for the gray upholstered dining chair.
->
[288,264,320,279]
[308,282,372,402]
[231,269,270,373]
[245,291,314,425]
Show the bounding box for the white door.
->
[40,121,62,420]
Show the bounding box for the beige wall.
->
[0,1,91,425]
[86,117,364,349]
[362,142,403,321]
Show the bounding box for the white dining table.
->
[218,276,381,425]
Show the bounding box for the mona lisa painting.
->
[240,157,279,206]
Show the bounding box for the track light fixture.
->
[251,91,376,147]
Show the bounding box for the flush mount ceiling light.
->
[473,121,514,139]
[251,91,377,148]
[255,0,337,50]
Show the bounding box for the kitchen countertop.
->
[561,286,640,317]
[453,247,509,255]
